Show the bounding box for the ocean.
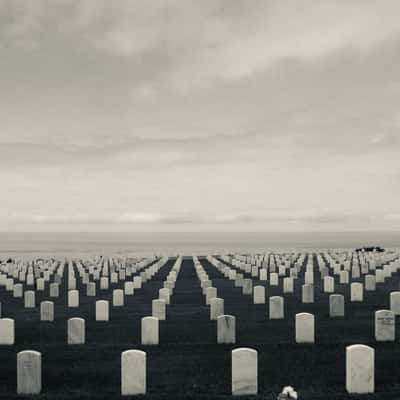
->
[0,231,399,258]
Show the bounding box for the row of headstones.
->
[0,257,183,346]
[234,250,397,272]
[202,258,400,337]
[71,256,158,291]
[88,257,174,321]
[2,305,395,347]
[0,255,133,290]
[195,257,297,328]
[0,316,160,346]
[217,254,311,292]
[13,344,375,395]
[8,257,168,312]
[227,252,400,285]
[0,262,64,294]
[0,255,153,294]
[0,256,156,305]
[193,256,226,320]
[213,255,399,302]
[207,256,300,298]
[324,250,399,271]
[225,256,400,290]
[219,254,305,280]
[65,256,157,291]
[232,253,305,270]
[152,255,183,315]
[237,345,375,395]
[0,259,62,285]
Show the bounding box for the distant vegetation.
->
[355,246,385,253]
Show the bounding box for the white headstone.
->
[259,269,267,281]
[100,277,109,290]
[375,310,395,342]
[339,270,349,284]
[96,300,109,321]
[121,350,146,395]
[295,312,315,343]
[68,290,79,308]
[305,271,314,285]
[111,272,118,283]
[210,297,224,320]
[86,282,96,297]
[390,291,400,315]
[269,296,284,319]
[124,282,134,296]
[253,286,265,304]
[217,315,236,344]
[282,277,293,294]
[375,269,384,283]
[350,283,363,302]
[231,348,257,395]
[323,276,334,293]
[329,294,345,317]
[152,299,166,320]
[36,278,45,291]
[17,350,42,395]
[13,283,23,298]
[40,301,54,322]
[68,318,85,344]
[302,284,314,303]
[270,273,279,286]
[141,316,159,345]
[205,287,217,305]
[159,288,170,305]
[49,283,59,297]
[113,289,124,307]
[133,276,142,289]
[0,318,14,345]
[365,275,376,291]
[346,345,374,394]
[24,291,35,308]
[242,279,253,295]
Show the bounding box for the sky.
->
[0,0,400,232]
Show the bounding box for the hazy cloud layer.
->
[1,1,400,231]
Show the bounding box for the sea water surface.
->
[0,232,399,258]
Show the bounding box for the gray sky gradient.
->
[1,0,400,232]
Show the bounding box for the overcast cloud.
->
[1,0,399,232]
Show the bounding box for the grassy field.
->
[1,256,400,399]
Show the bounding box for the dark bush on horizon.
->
[355,246,385,253]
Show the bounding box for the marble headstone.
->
[302,284,314,303]
[113,289,124,307]
[295,312,315,343]
[24,291,35,308]
[152,299,166,320]
[141,317,159,345]
[269,296,284,319]
[231,348,257,395]
[40,301,54,322]
[17,350,42,395]
[253,286,265,304]
[390,291,400,315]
[68,318,85,344]
[121,350,146,395]
[0,318,14,345]
[217,315,236,344]
[375,310,395,342]
[329,294,345,318]
[346,344,374,394]
[210,297,224,320]
[96,300,109,321]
